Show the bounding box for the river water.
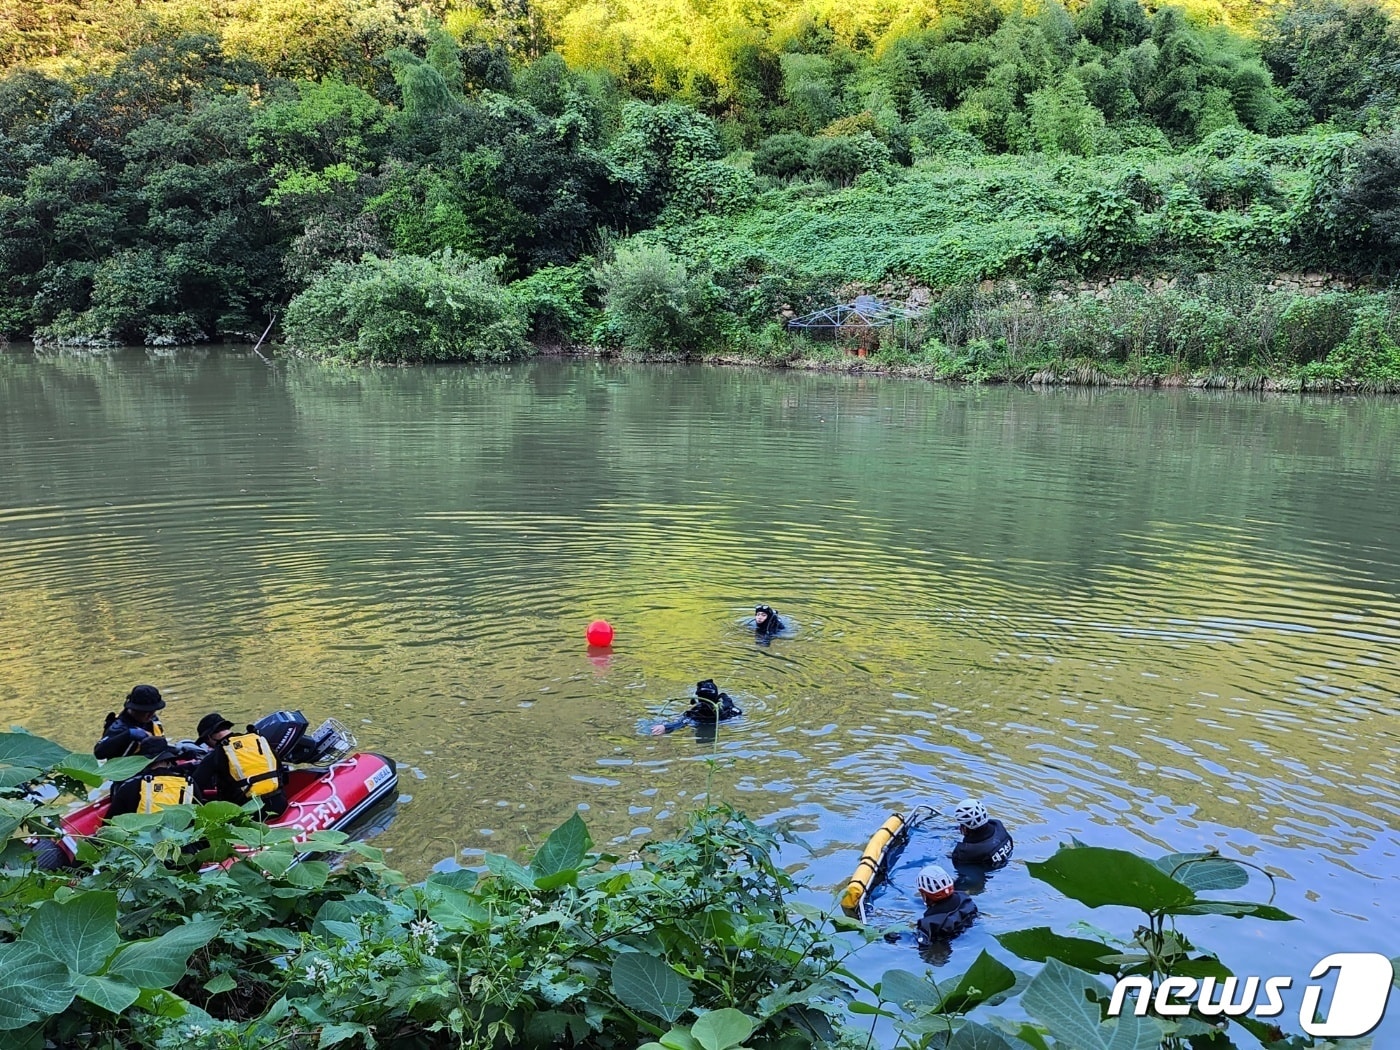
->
[1,348,1397,1037]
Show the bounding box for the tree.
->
[1260,0,1400,126]
[596,241,714,353]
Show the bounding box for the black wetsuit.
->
[94,712,166,759]
[915,892,978,945]
[656,693,742,734]
[951,819,1013,868]
[754,607,785,638]
[191,739,288,817]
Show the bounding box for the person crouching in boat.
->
[191,711,298,817]
[94,684,168,759]
[107,748,195,817]
[650,679,742,735]
[950,798,1013,869]
[914,864,978,947]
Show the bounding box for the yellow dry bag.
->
[137,774,194,814]
[223,733,282,797]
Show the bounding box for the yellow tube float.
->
[840,812,908,913]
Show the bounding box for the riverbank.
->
[0,729,1358,1050]
[510,268,1400,391]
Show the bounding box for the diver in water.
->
[913,864,978,947]
[94,685,169,759]
[650,679,742,736]
[753,604,784,639]
[950,799,1014,869]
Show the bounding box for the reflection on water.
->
[1,348,1398,1026]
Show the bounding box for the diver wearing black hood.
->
[753,605,784,637]
[650,680,743,735]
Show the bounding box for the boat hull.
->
[49,752,398,865]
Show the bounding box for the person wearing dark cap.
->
[196,712,235,750]
[650,679,742,736]
[191,714,291,817]
[752,605,785,639]
[94,685,168,759]
[106,748,195,817]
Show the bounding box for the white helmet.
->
[955,798,990,830]
[917,864,954,899]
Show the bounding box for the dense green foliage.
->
[0,730,1362,1050]
[283,249,526,361]
[0,0,1398,371]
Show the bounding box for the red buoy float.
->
[586,619,614,647]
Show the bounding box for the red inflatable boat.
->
[39,717,397,868]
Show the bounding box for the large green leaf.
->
[947,1021,1019,1050]
[426,885,489,930]
[1027,847,1197,913]
[74,974,142,1014]
[0,798,34,841]
[657,1025,704,1050]
[996,928,1120,974]
[96,755,153,783]
[283,860,331,889]
[484,851,537,891]
[936,950,1019,1014]
[0,942,75,1030]
[530,813,592,890]
[52,754,105,789]
[1173,901,1295,921]
[106,919,222,989]
[1022,959,1163,1050]
[318,1021,370,1047]
[691,1009,755,1050]
[611,951,694,1023]
[20,891,120,975]
[0,733,70,782]
[426,869,478,893]
[1152,853,1249,891]
[879,968,943,1012]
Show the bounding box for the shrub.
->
[752,133,813,180]
[807,134,889,186]
[282,249,528,363]
[1313,297,1400,381]
[508,263,600,347]
[596,241,717,354]
[1273,291,1359,365]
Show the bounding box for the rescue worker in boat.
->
[190,711,304,817]
[195,711,235,750]
[752,604,784,640]
[950,798,1014,869]
[94,684,168,759]
[914,864,978,947]
[650,679,742,736]
[106,748,195,817]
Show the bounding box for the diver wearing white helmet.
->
[950,798,1013,869]
[914,864,978,945]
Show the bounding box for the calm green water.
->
[2,347,1398,1028]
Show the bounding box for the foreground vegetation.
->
[0,730,1374,1049]
[1,0,1399,382]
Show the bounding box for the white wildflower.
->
[409,917,440,953]
[303,958,334,984]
